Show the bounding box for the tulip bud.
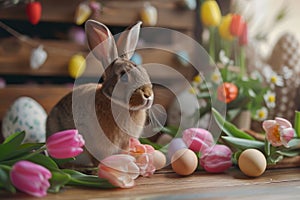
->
[218,14,233,41]
[200,0,221,27]
[239,22,248,46]
[10,161,52,197]
[217,82,238,103]
[200,144,232,173]
[98,154,140,188]
[230,14,245,37]
[182,128,214,153]
[46,129,85,159]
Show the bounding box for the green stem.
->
[209,26,216,63]
[233,38,239,68]
[240,46,246,78]
[294,111,300,138]
[0,145,47,165]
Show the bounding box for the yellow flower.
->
[200,0,221,27]
[218,14,233,40]
[255,107,268,121]
[264,91,276,108]
[193,75,202,83]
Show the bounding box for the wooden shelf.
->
[0,0,196,31]
[0,38,196,81]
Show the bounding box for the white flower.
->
[250,71,263,82]
[210,70,222,84]
[255,107,268,121]
[263,67,284,87]
[219,50,233,66]
[264,90,276,108]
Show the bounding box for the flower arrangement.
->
[0,130,157,197]
[191,0,291,123]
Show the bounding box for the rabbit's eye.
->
[120,72,128,82]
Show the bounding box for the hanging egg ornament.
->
[140,2,158,26]
[26,1,42,25]
[2,97,47,143]
[68,54,86,78]
[176,0,197,10]
[75,1,92,25]
[30,45,47,69]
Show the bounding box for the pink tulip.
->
[182,128,214,153]
[200,144,232,173]
[128,138,156,177]
[46,129,85,159]
[263,117,295,147]
[10,161,52,197]
[98,154,140,188]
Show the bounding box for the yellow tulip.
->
[218,14,233,40]
[68,54,86,79]
[200,0,221,27]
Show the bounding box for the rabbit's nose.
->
[142,86,153,99]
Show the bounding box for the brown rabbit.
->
[46,20,153,167]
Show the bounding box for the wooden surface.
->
[1,167,300,199]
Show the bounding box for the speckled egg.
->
[2,96,47,143]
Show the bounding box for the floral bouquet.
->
[0,130,157,197]
[191,0,290,125]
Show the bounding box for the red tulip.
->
[26,1,42,25]
[239,22,248,46]
[230,14,245,37]
[217,82,238,103]
[10,161,51,197]
[46,129,85,159]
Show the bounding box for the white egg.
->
[2,96,47,143]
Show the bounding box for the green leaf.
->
[160,126,179,137]
[62,169,116,189]
[0,131,25,161]
[1,143,45,162]
[277,150,300,157]
[294,111,300,138]
[0,165,16,194]
[48,170,71,193]
[287,139,300,149]
[212,108,255,140]
[139,138,162,150]
[27,154,59,170]
[222,136,265,151]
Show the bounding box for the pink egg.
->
[182,128,214,153]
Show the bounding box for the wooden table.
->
[1,167,300,200]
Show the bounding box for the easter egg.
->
[26,1,42,25]
[156,133,173,146]
[171,148,198,176]
[167,138,187,160]
[238,149,267,177]
[2,97,47,143]
[152,150,166,170]
[68,54,86,78]
[140,2,158,26]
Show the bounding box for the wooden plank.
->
[0,38,87,76]
[0,168,299,199]
[0,38,196,80]
[0,85,72,119]
[0,0,196,30]
[0,84,178,121]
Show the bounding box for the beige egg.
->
[238,149,267,177]
[171,148,198,176]
[153,150,166,170]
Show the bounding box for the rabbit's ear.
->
[117,21,142,60]
[85,20,118,68]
